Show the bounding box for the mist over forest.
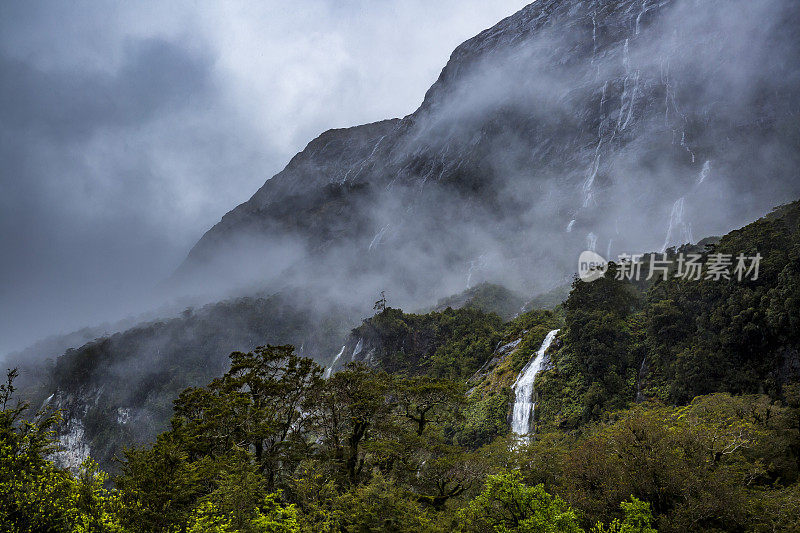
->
[2,1,800,531]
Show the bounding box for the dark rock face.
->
[176,0,800,303]
[180,119,400,268]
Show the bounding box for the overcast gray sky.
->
[0,0,529,355]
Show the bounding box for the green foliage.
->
[554,394,798,532]
[460,309,563,447]
[349,307,504,379]
[0,369,124,532]
[114,347,476,530]
[590,498,656,533]
[535,200,800,430]
[637,201,800,403]
[116,434,208,531]
[535,266,640,430]
[460,390,512,448]
[332,473,440,532]
[249,493,300,533]
[38,291,355,469]
[457,472,583,532]
[185,493,299,533]
[116,345,322,531]
[186,501,235,533]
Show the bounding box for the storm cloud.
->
[0,0,529,355]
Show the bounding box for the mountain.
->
[428,283,526,320]
[326,199,800,444]
[11,0,800,470]
[6,199,799,532]
[13,291,358,469]
[174,0,800,304]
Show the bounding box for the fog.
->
[168,0,800,317]
[0,0,529,357]
[3,0,799,365]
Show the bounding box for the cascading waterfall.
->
[511,329,560,436]
[368,224,389,251]
[586,232,598,252]
[350,338,364,361]
[466,254,488,288]
[697,160,711,184]
[323,346,346,379]
[661,197,694,252]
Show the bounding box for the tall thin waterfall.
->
[323,346,346,379]
[511,329,560,435]
[661,197,693,252]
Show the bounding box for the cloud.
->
[0,0,529,355]
[0,39,210,136]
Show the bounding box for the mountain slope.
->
[175,0,800,303]
[24,291,357,469]
[14,0,800,471]
[327,199,800,445]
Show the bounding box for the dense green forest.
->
[3,201,800,532]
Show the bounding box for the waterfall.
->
[661,197,693,252]
[511,329,559,436]
[586,232,598,252]
[466,254,488,288]
[323,346,346,379]
[368,224,389,250]
[635,0,647,35]
[350,338,363,361]
[680,131,696,162]
[697,160,711,184]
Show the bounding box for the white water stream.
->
[323,345,346,379]
[511,329,560,435]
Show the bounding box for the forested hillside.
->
[3,201,799,532]
[12,291,358,469]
